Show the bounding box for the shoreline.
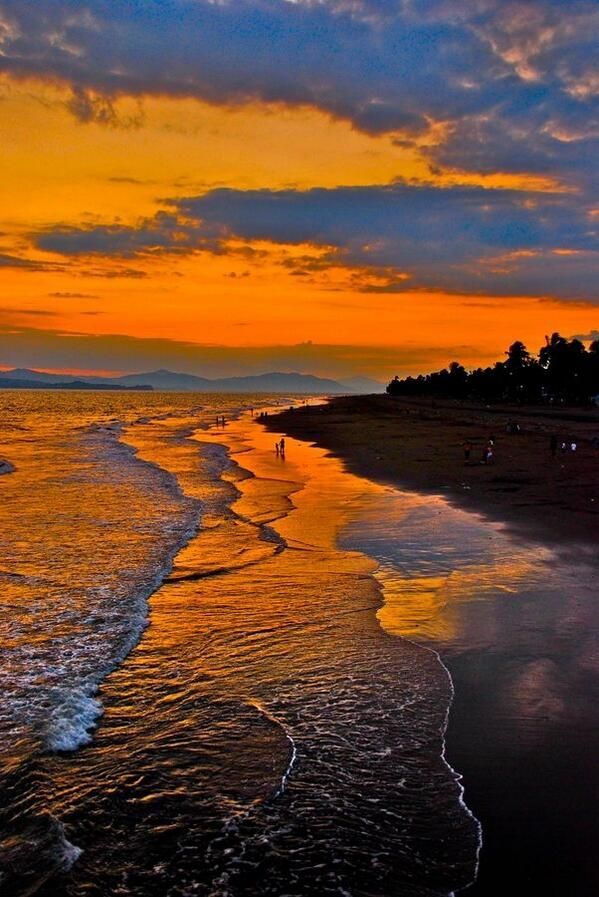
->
[264,395,599,559]
[263,396,599,896]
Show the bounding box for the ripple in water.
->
[0,395,480,896]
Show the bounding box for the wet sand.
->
[12,404,479,897]
[264,395,599,557]
[263,398,599,896]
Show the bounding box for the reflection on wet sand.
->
[338,461,599,896]
[4,396,595,897]
[3,404,479,897]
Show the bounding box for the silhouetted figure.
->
[279,438,286,456]
[275,442,280,456]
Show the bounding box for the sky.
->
[0,0,597,381]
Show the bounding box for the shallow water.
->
[338,476,599,895]
[0,393,596,895]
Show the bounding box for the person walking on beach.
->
[279,438,286,456]
[275,442,280,456]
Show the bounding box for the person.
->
[279,438,286,455]
[275,442,280,456]
[571,441,577,452]
[462,440,472,461]
[550,433,558,457]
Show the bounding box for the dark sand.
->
[266,395,599,556]
[265,395,599,896]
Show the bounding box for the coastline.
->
[264,394,599,558]
[263,396,599,896]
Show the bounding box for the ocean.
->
[0,392,596,896]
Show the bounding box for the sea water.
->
[4,391,591,897]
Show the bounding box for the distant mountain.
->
[0,367,83,384]
[113,368,213,390]
[110,369,350,393]
[0,367,356,393]
[0,377,151,391]
[211,372,349,393]
[338,376,385,394]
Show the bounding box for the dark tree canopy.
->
[387,335,599,405]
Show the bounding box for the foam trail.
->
[247,699,298,797]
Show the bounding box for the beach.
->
[264,396,599,895]
[1,391,597,896]
[0,393,480,896]
[265,395,599,556]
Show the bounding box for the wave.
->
[246,699,298,798]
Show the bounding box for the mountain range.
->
[0,368,385,394]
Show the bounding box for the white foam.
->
[44,687,104,752]
[247,699,298,797]
[371,564,483,893]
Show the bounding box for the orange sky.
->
[0,77,596,380]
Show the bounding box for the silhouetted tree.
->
[386,333,599,405]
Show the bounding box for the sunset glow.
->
[0,2,597,379]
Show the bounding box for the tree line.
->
[387,333,599,405]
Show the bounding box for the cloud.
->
[0,1,596,188]
[49,291,98,298]
[65,87,144,128]
[0,252,56,271]
[0,306,57,316]
[571,330,599,341]
[32,182,599,300]
[35,211,220,258]
[76,265,148,279]
[0,324,481,379]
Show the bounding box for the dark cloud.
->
[35,211,219,258]
[65,86,144,128]
[0,252,55,271]
[571,330,599,341]
[106,176,151,185]
[76,266,148,279]
[0,324,481,379]
[49,291,98,298]
[0,1,596,187]
[32,182,599,300]
[0,306,57,316]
